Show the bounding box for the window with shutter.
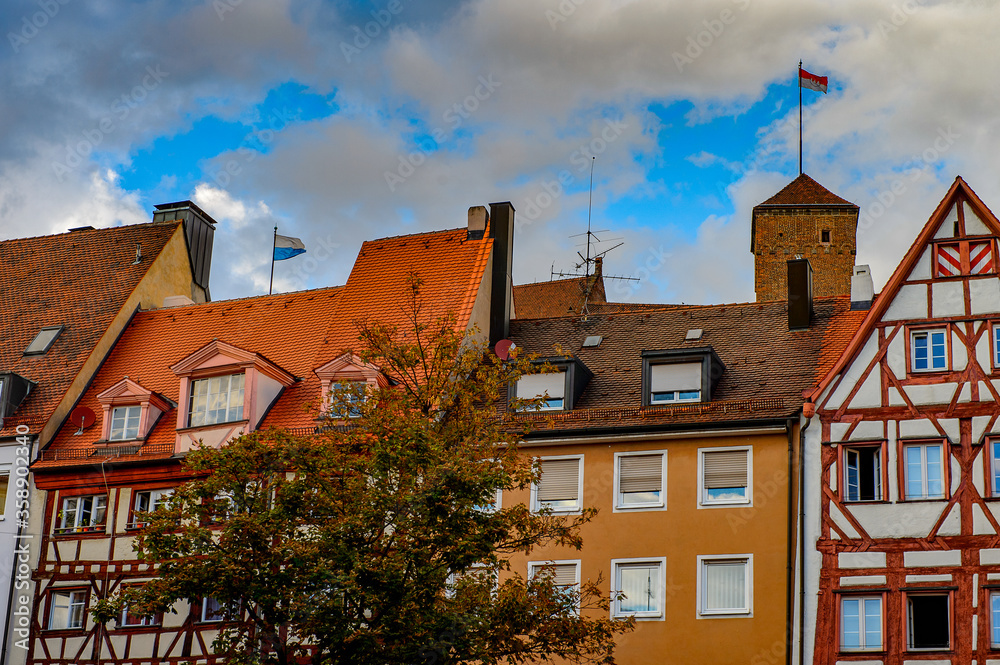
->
[699,447,751,506]
[532,457,582,512]
[615,451,666,509]
[649,362,702,404]
[528,560,581,611]
[515,372,567,410]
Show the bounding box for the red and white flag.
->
[799,68,828,93]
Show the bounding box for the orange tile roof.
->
[37,226,495,468]
[0,222,183,438]
[756,173,857,208]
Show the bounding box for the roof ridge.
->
[0,220,181,245]
[137,285,345,317]
[360,226,467,245]
[755,173,857,208]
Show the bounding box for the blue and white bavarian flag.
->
[274,234,306,261]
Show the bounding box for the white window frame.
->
[910,329,947,372]
[530,455,583,514]
[446,563,499,598]
[56,494,108,534]
[902,442,946,500]
[648,362,702,405]
[993,324,1000,369]
[991,438,1000,497]
[120,599,160,627]
[328,381,367,418]
[843,445,883,502]
[188,372,246,427]
[528,559,581,612]
[129,488,172,529]
[200,596,226,623]
[109,404,142,441]
[696,554,752,618]
[515,371,568,411]
[610,557,666,620]
[990,590,1000,648]
[697,446,752,508]
[613,450,667,512]
[840,595,883,651]
[0,466,9,518]
[48,589,87,630]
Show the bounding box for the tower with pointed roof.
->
[751,173,860,302]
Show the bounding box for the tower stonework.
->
[751,173,859,302]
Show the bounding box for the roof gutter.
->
[517,422,788,447]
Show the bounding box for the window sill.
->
[42,627,86,634]
[698,500,752,509]
[53,527,106,537]
[842,499,889,505]
[899,497,949,503]
[176,420,249,435]
[698,610,751,619]
[612,612,664,621]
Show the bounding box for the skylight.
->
[24,326,64,355]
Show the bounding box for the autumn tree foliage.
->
[95,284,631,664]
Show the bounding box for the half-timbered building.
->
[20,203,515,665]
[803,177,1000,664]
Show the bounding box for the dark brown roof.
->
[513,274,607,319]
[0,222,184,438]
[756,173,857,208]
[506,295,859,434]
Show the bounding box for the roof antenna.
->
[131,243,142,265]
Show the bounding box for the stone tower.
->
[751,173,859,302]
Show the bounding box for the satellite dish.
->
[494,339,516,360]
[69,406,96,435]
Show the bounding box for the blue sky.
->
[0,0,992,304]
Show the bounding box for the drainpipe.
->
[798,403,814,665]
[785,418,795,665]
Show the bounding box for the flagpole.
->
[798,60,803,175]
[269,226,277,295]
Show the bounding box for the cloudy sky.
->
[0,0,994,304]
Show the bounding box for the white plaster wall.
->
[849,370,882,409]
[953,331,969,371]
[838,551,886,569]
[957,382,972,403]
[937,502,961,536]
[116,487,132,532]
[830,504,861,538]
[254,374,284,427]
[851,502,947,538]
[800,416,825,665]
[848,420,884,441]
[904,549,962,567]
[974,503,995,535]
[884,283,928,321]
[932,281,965,318]
[978,334,994,373]
[966,202,991,235]
[973,454,986,495]
[886,331,906,380]
[114,535,137,560]
[981,549,1000,565]
[840,575,886,586]
[888,387,905,406]
[940,418,960,442]
[951,456,962,494]
[830,423,850,443]
[935,203,958,238]
[910,248,933,280]
[898,419,940,438]
[904,383,958,407]
[971,278,1000,315]
[78,538,107,561]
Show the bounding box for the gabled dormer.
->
[510,356,593,412]
[641,347,725,407]
[314,353,389,417]
[95,378,173,444]
[170,340,295,451]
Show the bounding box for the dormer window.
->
[641,347,725,407]
[170,340,295,452]
[510,357,592,413]
[96,378,172,444]
[314,353,388,419]
[189,373,245,427]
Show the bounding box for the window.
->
[907,593,950,650]
[843,445,882,502]
[24,325,63,355]
[109,405,141,441]
[911,329,947,372]
[48,590,86,630]
[0,468,9,516]
[129,489,171,528]
[698,555,751,616]
[532,456,582,512]
[328,381,365,418]
[649,362,701,404]
[840,595,882,651]
[515,372,566,411]
[614,451,666,510]
[204,492,233,525]
[528,560,580,610]
[447,564,498,598]
[200,596,226,622]
[699,447,751,506]
[120,601,160,627]
[991,591,1000,648]
[903,442,946,500]
[821,229,831,243]
[991,439,1000,496]
[188,373,245,427]
[994,324,1000,369]
[56,495,107,534]
[611,558,665,619]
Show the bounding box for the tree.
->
[94,277,632,664]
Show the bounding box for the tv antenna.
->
[549,157,639,317]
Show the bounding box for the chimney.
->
[488,201,515,344]
[467,206,488,240]
[787,258,813,330]
[152,201,217,300]
[850,264,874,310]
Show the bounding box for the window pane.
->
[845,450,860,501]
[913,334,928,370]
[992,593,1000,647]
[841,598,861,649]
[930,331,946,369]
[864,598,882,649]
[994,441,1000,495]
[189,374,245,426]
[703,560,746,612]
[909,594,949,649]
[906,446,923,498]
[619,565,658,613]
[925,445,944,498]
[0,472,9,515]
